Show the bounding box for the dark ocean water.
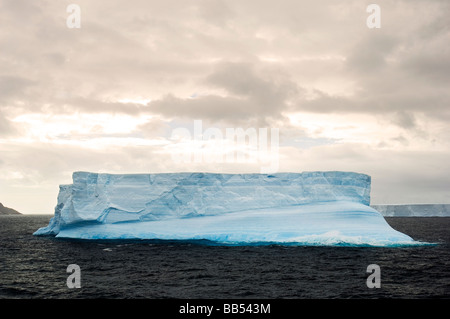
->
[0,215,449,299]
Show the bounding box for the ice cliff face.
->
[34,171,420,246]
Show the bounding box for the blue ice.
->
[34,171,422,246]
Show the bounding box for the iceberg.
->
[372,204,450,217]
[34,171,420,246]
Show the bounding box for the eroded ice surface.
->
[34,171,420,246]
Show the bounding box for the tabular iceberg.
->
[34,171,420,246]
[372,204,450,217]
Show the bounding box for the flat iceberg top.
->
[33,171,422,246]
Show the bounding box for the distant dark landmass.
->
[372,204,450,217]
[0,203,21,215]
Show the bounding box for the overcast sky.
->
[1,0,449,214]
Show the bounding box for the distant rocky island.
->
[0,203,21,215]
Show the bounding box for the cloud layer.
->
[1,0,449,213]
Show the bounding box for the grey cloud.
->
[196,0,234,27]
[205,62,298,105]
[294,90,356,114]
[149,94,262,123]
[145,62,299,125]
[290,14,450,124]
[392,111,417,130]
[413,1,450,42]
[399,40,450,83]
[345,33,399,74]
[206,62,270,96]
[0,76,35,103]
[0,113,16,136]
[294,88,450,128]
[0,0,42,22]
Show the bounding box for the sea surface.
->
[0,215,449,299]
